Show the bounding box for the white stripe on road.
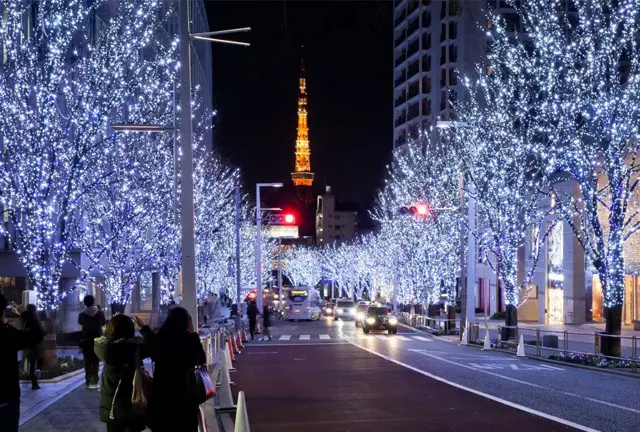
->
[300,335,310,340]
[279,335,291,341]
[345,340,599,432]
[375,335,388,340]
[412,336,432,342]
[411,349,640,416]
[319,334,331,340]
[395,335,410,341]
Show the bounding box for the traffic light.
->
[269,213,297,225]
[398,204,431,216]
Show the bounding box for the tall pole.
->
[277,239,283,311]
[234,186,242,329]
[458,173,466,340]
[255,185,263,310]
[179,0,198,325]
[466,183,477,329]
[392,257,399,313]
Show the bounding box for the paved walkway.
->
[19,371,86,427]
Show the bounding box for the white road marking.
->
[412,336,432,342]
[279,335,291,341]
[344,342,599,432]
[319,334,331,340]
[300,335,310,340]
[375,334,388,340]
[395,335,410,341]
[410,349,640,416]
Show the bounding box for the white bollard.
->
[461,328,468,346]
[517,334,526,357]
[234,391,251,432]
[482,332,491,350]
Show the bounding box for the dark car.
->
[362,306,398,334]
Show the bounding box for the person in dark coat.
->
[0,293,44,432]
[261,305,272,341]
[138,307,206,432]
[21,304,45,389]
[247,301,258,340]
[78,295,106,389]
[94,314,148,432]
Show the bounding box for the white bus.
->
[283,287,322,321]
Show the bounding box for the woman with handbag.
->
[95,314,149,432]
[138,307,206,432]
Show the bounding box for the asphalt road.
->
[234,317,640,431]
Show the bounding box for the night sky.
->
[204,1,393,210]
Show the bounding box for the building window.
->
[421,33,431,49]
[421,75,431,93]
[335,215,341,221]
[422,98,431,116]
[440,23,446,42]
[422,54,431,71]
[449,68,457,85]
[449,45,458,63]
[449,22,458,39]
[441,68,447,86]
[440,46,446,65]
[421,10,431,27]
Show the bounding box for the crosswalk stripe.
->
[279,335,291,341]
[375,334,388,340]
[412,336,432,342]
[319,334,331,340]
[395,335,410,341]
[300,335,310,340]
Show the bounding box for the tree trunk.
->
[502,304,518,341]
[602,305,622,357]
[446,304,456,333]
[42,309,59,370]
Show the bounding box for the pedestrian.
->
[247,301,259,340]
[207,293,221,323]
[94,314,148,432]
[21,304,45,390]
[78,295,106,389]
[0,293,44,432]
[261,305,271,341]
[138,307,206,432]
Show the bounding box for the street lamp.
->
[255,182,284,311]
[114,3,250,325]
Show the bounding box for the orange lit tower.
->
[291,57,314,187]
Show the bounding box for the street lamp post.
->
[255,182,283,311]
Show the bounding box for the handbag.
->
[131,349,153,416]
[189,365,215,405]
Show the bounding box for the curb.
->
[401,322,640,380]
[19,367,85,384]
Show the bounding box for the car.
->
[362,306,398,334]
[321,301,334,317]
[354,303,369,327]
[333,299,356,320]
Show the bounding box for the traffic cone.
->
[227,337,236,362]
[231,333,240,354]
[517,334,526,357]
[236,330,244,349]
[241,329,248,343]
[482,332,491,350]
[255,322,261,334]
[234,391,251,432]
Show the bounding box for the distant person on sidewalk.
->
[261,305,272,341]
[78,295,106,389]
[21,304,45,390]
[95,314,148,432]
[138,307,206,432]
[206,292,221,324]
[0,293,44,432]
[247,301,259,340]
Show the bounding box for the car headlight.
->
[366,317,376,325]
[388,317,398,325]
[326,308,333,313]
[356,312,364,320]
[350,309,356,315]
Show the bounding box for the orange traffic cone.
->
[256,322,262,334]
[227,337,236,362]
[231,332,240,354]
[236,330,244,349]
[241,329,248,343]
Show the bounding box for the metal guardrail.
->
[399,312,457,334]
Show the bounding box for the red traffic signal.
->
[398,204,431,217]
[269,212,297,225]
[284,213,295,224]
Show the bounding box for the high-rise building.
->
[315,186,358,245]
[393,0,485,149]
[291,57,315,187]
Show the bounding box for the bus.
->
[283,287,322,321]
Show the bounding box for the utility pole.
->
[234,186,242,329]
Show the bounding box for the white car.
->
[333,300,356,320]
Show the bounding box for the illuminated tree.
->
[0,0,175,309]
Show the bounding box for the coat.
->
[141,326,206,432]
[21,313,45,360]
[262,307,271,328]
[0,322,43,404]
[78,306,106,348]
[94,335,147,430]
[247,303,259,324]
